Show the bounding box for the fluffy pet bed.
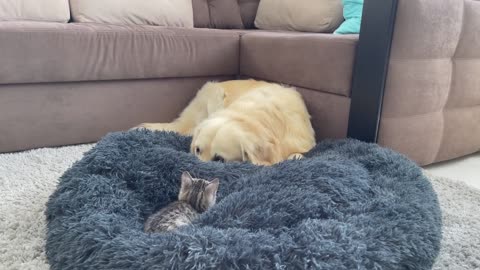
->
[46,131,442,269]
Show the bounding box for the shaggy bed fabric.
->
[45,130,442,269]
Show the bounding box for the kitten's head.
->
[178,172,219,213]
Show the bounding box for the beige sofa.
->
[0,0,478,166]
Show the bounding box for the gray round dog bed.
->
[46,130,441,269]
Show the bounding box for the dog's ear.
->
[242,139,280,166]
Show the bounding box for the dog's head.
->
[190,116,280,165]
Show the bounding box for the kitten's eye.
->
[212,155,225,163]
[195,147,201,155]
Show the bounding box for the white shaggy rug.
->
[0,145,479,269]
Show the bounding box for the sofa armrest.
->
[349,0,480,165]
[347,0,398,142]
[379,0,480,165]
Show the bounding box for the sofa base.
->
[0,77,351,153]
[0,77,233,153]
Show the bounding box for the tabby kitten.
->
[144,172,219,233]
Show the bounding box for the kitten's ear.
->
[180,172,193,191]
[205,179,219,197]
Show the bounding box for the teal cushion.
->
[334,0,363,34]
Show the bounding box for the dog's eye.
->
[213,155,225,163]
[195,147,201,154]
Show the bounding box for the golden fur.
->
[136,80,315,165]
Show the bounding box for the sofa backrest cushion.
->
[69,0,194,27]
[193,0,245,29]
[238,0,261,29]
[0,0,70,22]
[254,0,343,33]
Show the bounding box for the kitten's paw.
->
[288,153,304,160]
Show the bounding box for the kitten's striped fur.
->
[144,172,219,233]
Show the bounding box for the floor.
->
[424,152,480,190]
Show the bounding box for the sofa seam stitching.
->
[433,0,466,162]
[382,104,480,120]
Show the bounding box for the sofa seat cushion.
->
[240,31,358,97]
[0,22,240,84]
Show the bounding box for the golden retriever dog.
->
[136,79,315,165]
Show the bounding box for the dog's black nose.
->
[212,155,225,163]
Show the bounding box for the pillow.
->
[254,0,343,33]
[334,0,363,34]
[192,0,244,29]
[0,0,70,22]
[238,0,261,29]
[70,0,194,27]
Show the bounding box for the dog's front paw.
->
[129,123,152,131]
[287,153,304,160]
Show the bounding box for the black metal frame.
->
[347,0,399,143]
